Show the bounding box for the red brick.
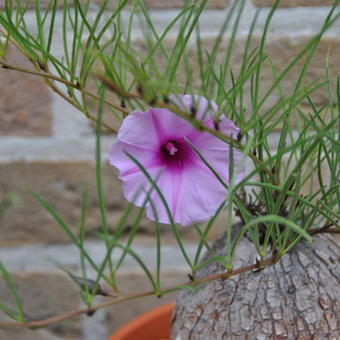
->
[139,0,229,9]
[0,0,64,9]
[0,161,125,244]
[0,272,81,338]
[88,34,340,134]
[0,45,52,136]
[253,0,338,7]
[91,0,229,9]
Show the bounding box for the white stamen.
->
[166,142,178,156]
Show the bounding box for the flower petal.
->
[148,108,195,140]
[188,116,244,183]
[121,167,162,207]
[170,94,218,122]
[218,116,240,139]
[146,165,227,226]
[109,140,158,177]
[109,140,164,206]
[117,110,160,149]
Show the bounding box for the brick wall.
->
[0,1,339,339]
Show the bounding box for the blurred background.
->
[0,0,339,339]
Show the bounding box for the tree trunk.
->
[171,233,339,339]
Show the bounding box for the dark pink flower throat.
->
[160,139,193,168]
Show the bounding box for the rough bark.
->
[172,234,339,339]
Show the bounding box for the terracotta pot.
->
[108,303,174,340]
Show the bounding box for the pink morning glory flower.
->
[109,94,244,226]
